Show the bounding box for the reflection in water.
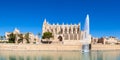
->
[81,52,91,60]
[0,50,120,60]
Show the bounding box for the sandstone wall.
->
[0,44,82,51]
[1,44,120,51]
[91,44,120,50]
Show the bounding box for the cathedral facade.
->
[42,14,91,44]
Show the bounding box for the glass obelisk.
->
[82,14,90,52]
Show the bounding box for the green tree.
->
[42,32,53,44]
[18,34,24,43]
[42,32,53,39]
[24,33,30,43]
[8,33,16,43]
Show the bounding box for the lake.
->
[0,50,120,60]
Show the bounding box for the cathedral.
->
[42,14,91,44]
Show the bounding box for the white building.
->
[5,28,40,44]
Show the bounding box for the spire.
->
[84,14,90,34]
[43,18,47,24]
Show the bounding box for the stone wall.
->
[1,44,120,51]
[63,40,82,45]
[0,44,82,51]
[91,44,120,50]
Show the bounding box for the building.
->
[5,28,40,44]
[92,36,119,45]
[42,14,91,45]
[91,37,99,44]
[5,28,20,43]
[104,36,118,44]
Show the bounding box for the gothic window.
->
[58,36,63,41]
[73,27,75,33]
[51,29,53,33]
[60,28,63,34]
[55,27,57,34]
[47,29,49,32]
[65,27,67,34]
[77,27,80,33]
[65,34,68,40]
[74,34,77,40]
[69,28,71,34]
[64,34,68,40]
[70,34,73,40]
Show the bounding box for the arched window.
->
[73,27,75,33]
[58,36,63,41]
[70,34,73,40]
[51,29,53,33]
[65,27,67,34]
[77,27,80,33]
[69,28,71,34]
[64,34,68,40]
[55,27,57,34]
[60,28,63,34]
[74,34,77,40]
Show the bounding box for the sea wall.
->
[0,44,82,51]
[0,44,120,51]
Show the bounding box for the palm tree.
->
[18,34,24,43]
[8,33,16,43]
[24,32,30,43]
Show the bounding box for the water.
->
[0,50,120,60]
[82,14,91,53]
[82,44,90,52]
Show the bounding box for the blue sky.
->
[0,0,120,38]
